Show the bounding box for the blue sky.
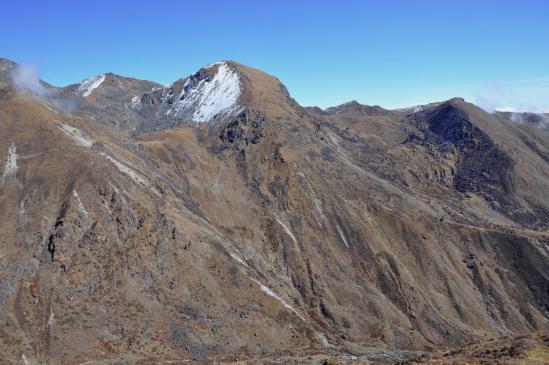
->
[1,0,548,111]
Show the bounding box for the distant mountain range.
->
[1,57,548,364]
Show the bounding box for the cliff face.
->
[0,60,548,364]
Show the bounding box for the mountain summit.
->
[0,58,548,364]
[128,61,301,130]
[131,61,245,127]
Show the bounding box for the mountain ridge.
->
[0,57,548,364]
[3,57,548,128]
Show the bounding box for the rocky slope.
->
[0,58,548,364]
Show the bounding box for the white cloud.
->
[9,64,50,96]
[473,80,549,113]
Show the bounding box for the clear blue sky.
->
[1,0,548,111]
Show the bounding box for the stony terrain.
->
[0,57,548,364]
[408,332,549,365]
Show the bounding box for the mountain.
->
[58,72,161,129]
[0,58,548,364]
[128,61,302,130]
[63,72,160,103]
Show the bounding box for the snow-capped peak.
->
[191,61,241,123]
[76,74,106,97]
[131,61,242,125]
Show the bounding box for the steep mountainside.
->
[0,58,548,364]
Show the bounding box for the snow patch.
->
[326,131,347,158]
[412,105,424,113]
[47,306,55,327]
[103,154,152,191]
[76,74,105,97]
[57,123,158,195]
[228,250,248,267]
[1,143,18,182]
[130,95,141,110]
[57,123,95,148]
[250,278,304,320]
[275,215,297,244]
[21,354,30,365]
[336,224,350,248]
[324,130,361,168]
[103,202,112,216]
[73,190,90,223]
[316,332,331,347]
[297,172,325,227]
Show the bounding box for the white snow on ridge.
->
[204,61,225,69]
[193,62,241,122]
[77,74,106,97]
[167,62,242,124]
